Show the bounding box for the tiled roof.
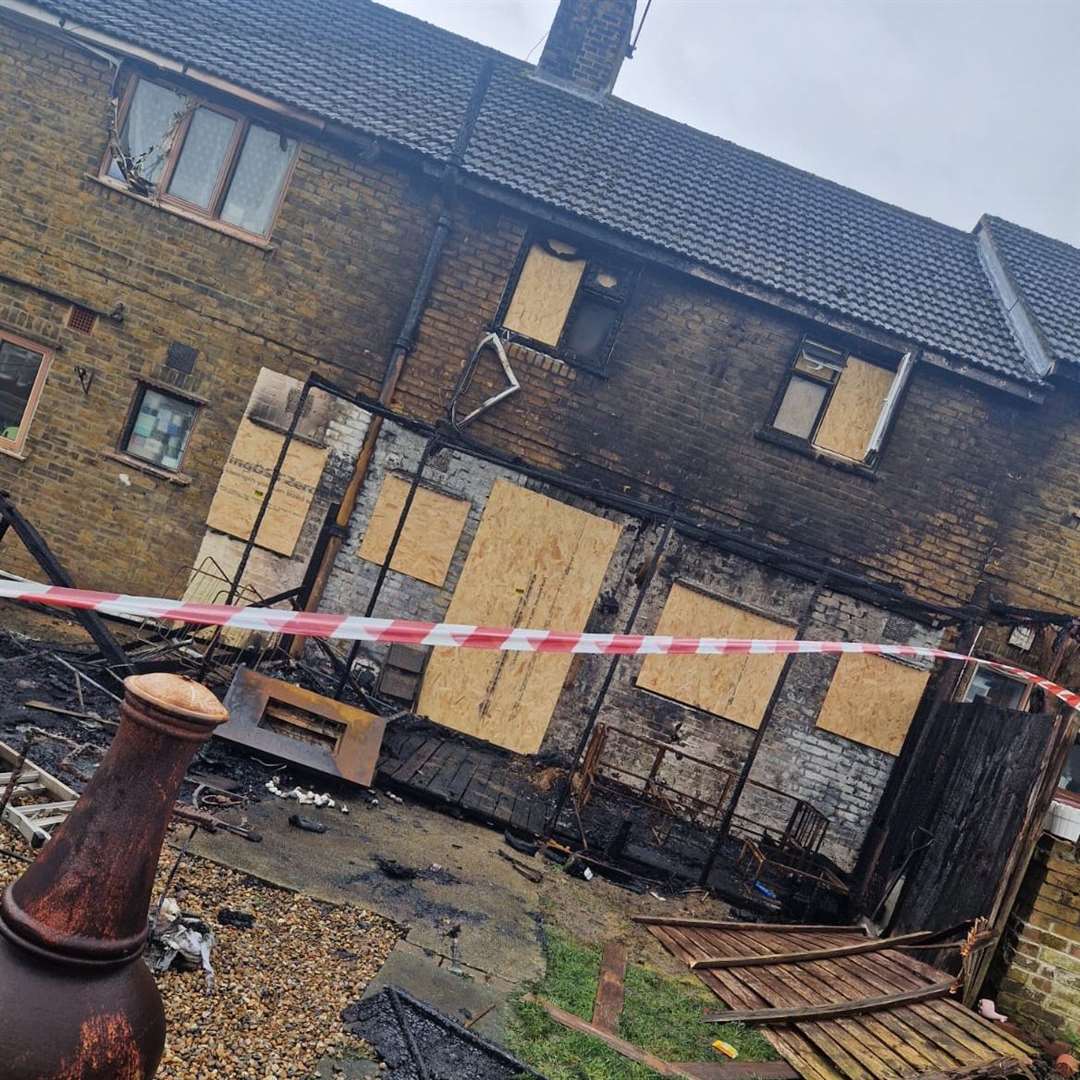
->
[27,0,1044,382]
[981,215,1080,369]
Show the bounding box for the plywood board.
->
[417,479,620,754]
[816,652,930,755]
[636,585,795,728]
[205,418,328,557]
[502,241,585,347]
[813,357,894,462]
[357,474,471,587]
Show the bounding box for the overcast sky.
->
[381,0,1080,247]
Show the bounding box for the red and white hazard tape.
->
[2,580,1077,710]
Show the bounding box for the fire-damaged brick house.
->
[2,0,1080,1002]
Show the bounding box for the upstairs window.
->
[498,236,632,374]
[104,76,298,239]
[0,333,51,456]
[768,338,913,465]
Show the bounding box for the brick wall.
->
[402,205,1036,610]
[0,13,432,593]
[997,834,1080,1036]
[322,430,937,867]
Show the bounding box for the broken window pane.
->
[123,387,199,471]
[772,375,827,439]
[0,340,45,444]
[110,80,187,186]
[220,125,297,235]
[961,668,1025,709]
[167,108,237,209]
[564,297,618,365]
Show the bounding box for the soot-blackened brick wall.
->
[402,205,1039,612]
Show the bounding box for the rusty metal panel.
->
[217,667,386,786]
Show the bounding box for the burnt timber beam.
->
[631,916,868,933]
[0,492,129,677]
[688,928,939,970]
[703,979,957,1024]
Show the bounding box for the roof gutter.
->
[0,0,327,131]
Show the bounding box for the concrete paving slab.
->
[189,790,545,985]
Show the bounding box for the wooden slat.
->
[705,928,901,1080]
[704,981,956,1024]
[713,926,944,1077]
[525,994,699,1080]
[695,928,882,1080]
[592,941,628,1033]
[633,917,866,933]
[690,930,938,970]
[648,924,846,1080]
[787,935,963,1071]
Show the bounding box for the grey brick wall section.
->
[318,439,940,870]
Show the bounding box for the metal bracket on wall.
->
[450,332,521,428]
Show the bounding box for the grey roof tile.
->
[30,0,1046,382]
[982,215,1080,369]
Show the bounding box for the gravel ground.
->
[0,831,400,1079]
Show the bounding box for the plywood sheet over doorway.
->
[417,479,621,754]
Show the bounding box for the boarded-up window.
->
[816,653,930,755]
[813,357,895,460]
[636,584,796,729]
[357,474,471,587]
[770,339,898,463]
[502,239,585,347]
[500,237,631,373]
[417,480,621,754]
[205,418,328,557]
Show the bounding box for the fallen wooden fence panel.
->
[643,918,1035,1080]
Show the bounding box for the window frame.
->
[0,330,52,458]
[494,232,636,375]
[764,334,912,468]
[100,73,299,242]
[116,381,203,476]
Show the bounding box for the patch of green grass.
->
[508,930,777,1080]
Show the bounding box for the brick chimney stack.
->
[537,0,637,97]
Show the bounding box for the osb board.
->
[816,652,930,755]
[813,357,894,462]
[636,585,795,728]
[357,474,471,587]
[205,418,328,557]
[417,479,621,754]
[502,242,585,347]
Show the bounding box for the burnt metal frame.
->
[494,230,638,376]
[573,721,737,837]
[567,715,838,890]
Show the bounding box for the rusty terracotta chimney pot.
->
[0,673,228,1079]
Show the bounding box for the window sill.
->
[496,329,605,378]
[85,174,276,252]
[102,449,192,486]
[754,427,878,479]
[0,444,28,462]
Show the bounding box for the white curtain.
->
[221,125,296,234]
